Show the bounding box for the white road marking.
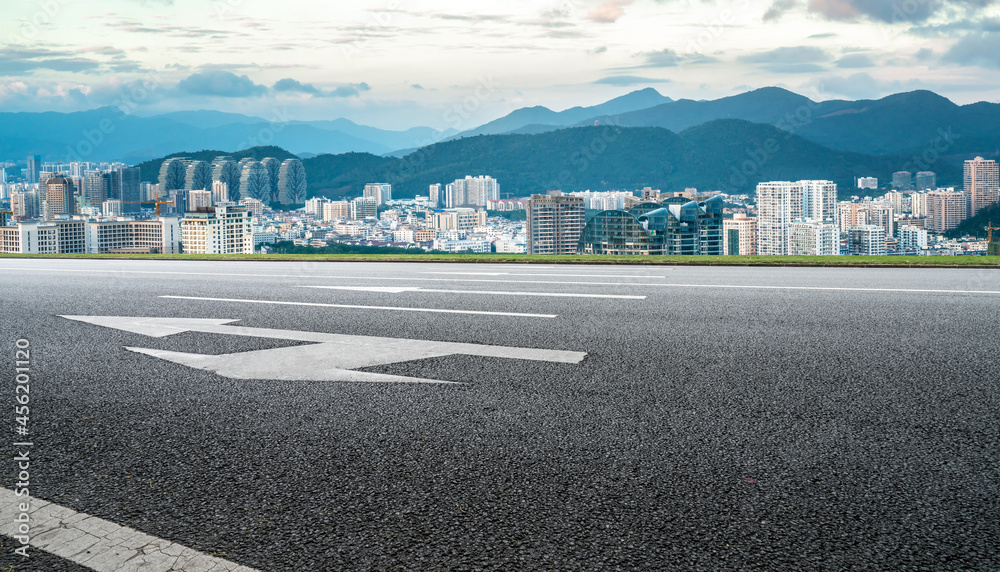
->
[298,285,646,299]
[0,488,259,572]
[3,266,999,295]
[420,271,669,278]
[61,316,587,383]
[158,295,558,318]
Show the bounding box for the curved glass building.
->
[578,195,724,255]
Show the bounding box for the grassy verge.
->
[1,253,999,267]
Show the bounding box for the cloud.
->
[943,32,1000,68]
[273,78,371,98]
[411,84,425,90]
[593,75,670,86]
[805,0,995,23]
[590,46,608,55]
[739,46,831,73]
[812,72,882,99]
[836,53,876,67]
[177,71,267,98]
[636,48,718,68]
[763,0,801,21]
[0,47,112,75]
[587,0,633,23]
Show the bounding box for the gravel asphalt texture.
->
[0,259,998,571]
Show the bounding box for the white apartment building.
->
[445,176,499,208]
[352,197,378,220]
[189,190,213,210]
[363,183,392,206]
[838,202,895,238]
[86,217,181,254]
[239,197,265,219]
[788,222,840,256]
[847,225,887,256]
[431,209,488,232]
[305,197,329,216]
[756,180,838,255]
[965,156,999,216]
[857,177,878,189]
[322,201,351,221]
[432,238,491,253]
[181,205,253,254]
[898,225,929,250]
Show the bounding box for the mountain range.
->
[136,120,962,201]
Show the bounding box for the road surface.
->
[0,259,997,571]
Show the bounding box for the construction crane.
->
[117,196,174,217]
[986,221,1000,244]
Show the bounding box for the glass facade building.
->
[578,196,723,255]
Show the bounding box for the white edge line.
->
[159,296,558,318]
[0,489,260,572]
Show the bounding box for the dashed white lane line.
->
[159,295,558,318]
[419,271,669,278]
[0,488,259,572]
[298,285,646,299]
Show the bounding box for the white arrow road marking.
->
[0,488,259,572]
[298,285,646,299]
[158,295,558,318]
[60,316,588,384]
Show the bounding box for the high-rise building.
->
[911,192,929,217]
[527,192,586,255]
[915,171,937,191]
[189,190,213,210]
[185,160,212,191]
[102,200,123,218]
[181,205,253,254]
[212,157,240,201]
[363,183,392,206]
[838,202,895,238]
[857,177,878,190]
[322,201,351,221]
[926,189,967,232]
[117,166,141,213]
[11,191,39,220]
[578,196,723,255]
[212,181,229,204]
[277,159,307,204]
[756,180,838,255]
[431,209,488,232]
[847,225,887,256]
[84,170,108,205]
[898,225,928,250]
[240,161,270,202]
[723,214,757,255]
[239,197,265,219]
[261,157,281,203]
[788,222,840,256]
[43,176,75,219]
[26,154,41,185]
[964,156,999,216]
[892,171,912,191]
[429,184,441,207]
[159,157,189,192]
[351,196,378,220]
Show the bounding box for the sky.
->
[1,0,998,130]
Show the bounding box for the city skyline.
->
[2,0,999,129]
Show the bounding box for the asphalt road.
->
[0,259,998,571]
